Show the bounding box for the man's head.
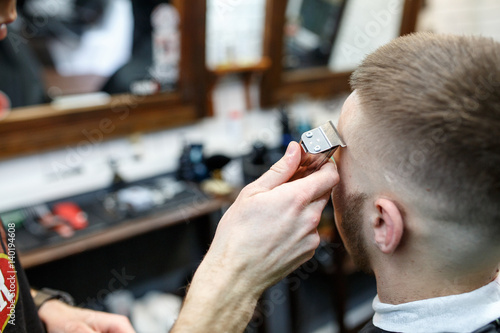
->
[0,0,17,40]
[332,33,500,282]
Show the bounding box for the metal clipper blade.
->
[292,120,346,180]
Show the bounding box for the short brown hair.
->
[351,32,500,235]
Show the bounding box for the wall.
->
[418,0,500,40]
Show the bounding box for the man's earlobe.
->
[372,198,404,254]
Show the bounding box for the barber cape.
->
[360,275,500,333]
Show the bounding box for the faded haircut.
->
[350,32,500,235]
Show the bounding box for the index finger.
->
[283,160,339,204]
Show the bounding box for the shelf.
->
[209,57,272,76]
[18,190,237,269]
[206,57,272,115]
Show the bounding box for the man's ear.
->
[372,198,404,254]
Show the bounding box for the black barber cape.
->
[0,220,44,332]
[360,318,500,333]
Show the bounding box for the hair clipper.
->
[292,120,346,180]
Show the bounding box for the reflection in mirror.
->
[206,0,266,69]
[261,0,419,108]
[328,0,405,72]
[0,0,179,109]
[283,0,347,71]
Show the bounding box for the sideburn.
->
[333,180,372,274]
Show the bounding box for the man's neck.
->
[374,265,499,305]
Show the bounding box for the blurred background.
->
[0,0,499,332]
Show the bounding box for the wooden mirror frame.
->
[260,0,422,107]
[0,0,208,160]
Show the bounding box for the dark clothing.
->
[0,37,46,109]
[101,0,170,94]
[474,319,500,333]
[360,318,500,333]
[0,221,44,332]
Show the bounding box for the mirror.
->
[1,0,180,109]
[283,0,347,71]
[0,0,208,160]
[261,0,422,107]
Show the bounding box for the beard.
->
[332,180,372,274]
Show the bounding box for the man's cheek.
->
[331,191,344,239]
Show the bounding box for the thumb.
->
[252,142,301,190]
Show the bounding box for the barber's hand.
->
[38,300,135,333]
[205,141,339,293]
[173,142,339,332]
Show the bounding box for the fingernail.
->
[286,142,297,156]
